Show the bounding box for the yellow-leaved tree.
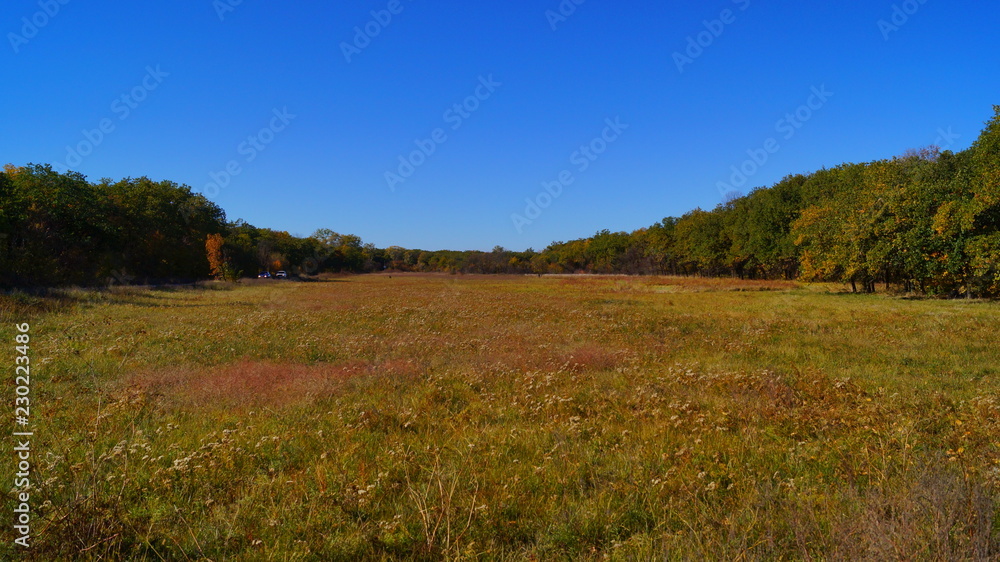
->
[206,233,241,281]
[206,233,225,279]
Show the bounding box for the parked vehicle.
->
[274,271,288,279]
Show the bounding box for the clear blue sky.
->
[4,0,998,251]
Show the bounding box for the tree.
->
[644,218,680,275]
[257,238,276,273]
[726,175,805,279]
[105,177,226,280]
[673,208,730,276]
[312,229,365,272]
[206,234,226,279]
[793,164,885,291]
[1,164,109,286]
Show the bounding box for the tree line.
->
[2,107,998,296]
[0,165,384,287]
[355,107,1000,297]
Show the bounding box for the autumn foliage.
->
[205,234,225,279]
[2,106,999,295]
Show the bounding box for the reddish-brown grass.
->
[559,343,623,372]
[127,358,424,409]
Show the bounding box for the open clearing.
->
[3,274,1000,560]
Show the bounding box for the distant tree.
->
[256,239,276,272]
[793,164,883,291]
[727,175,805,279]
[643,218,680,275]
[206,234,226,279]
[1,164,109,286]
[206,234,226,278]
[312,229,365,272]
[105,177,225,280]
[673,209,730,276]
[586,230,631,273]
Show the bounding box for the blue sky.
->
[3,0,998,251]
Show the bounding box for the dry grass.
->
[2,274,999,560]
[126,359,395,409]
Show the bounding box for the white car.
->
[274,270,288,279]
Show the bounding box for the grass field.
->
[3,274,1000,560]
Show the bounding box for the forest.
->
[2,107,998,296]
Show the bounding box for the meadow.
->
[3,274,1000,560]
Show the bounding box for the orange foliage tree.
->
[206,233,225,279]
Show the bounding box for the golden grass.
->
[2,274,999,560]
[127,359,372,409]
